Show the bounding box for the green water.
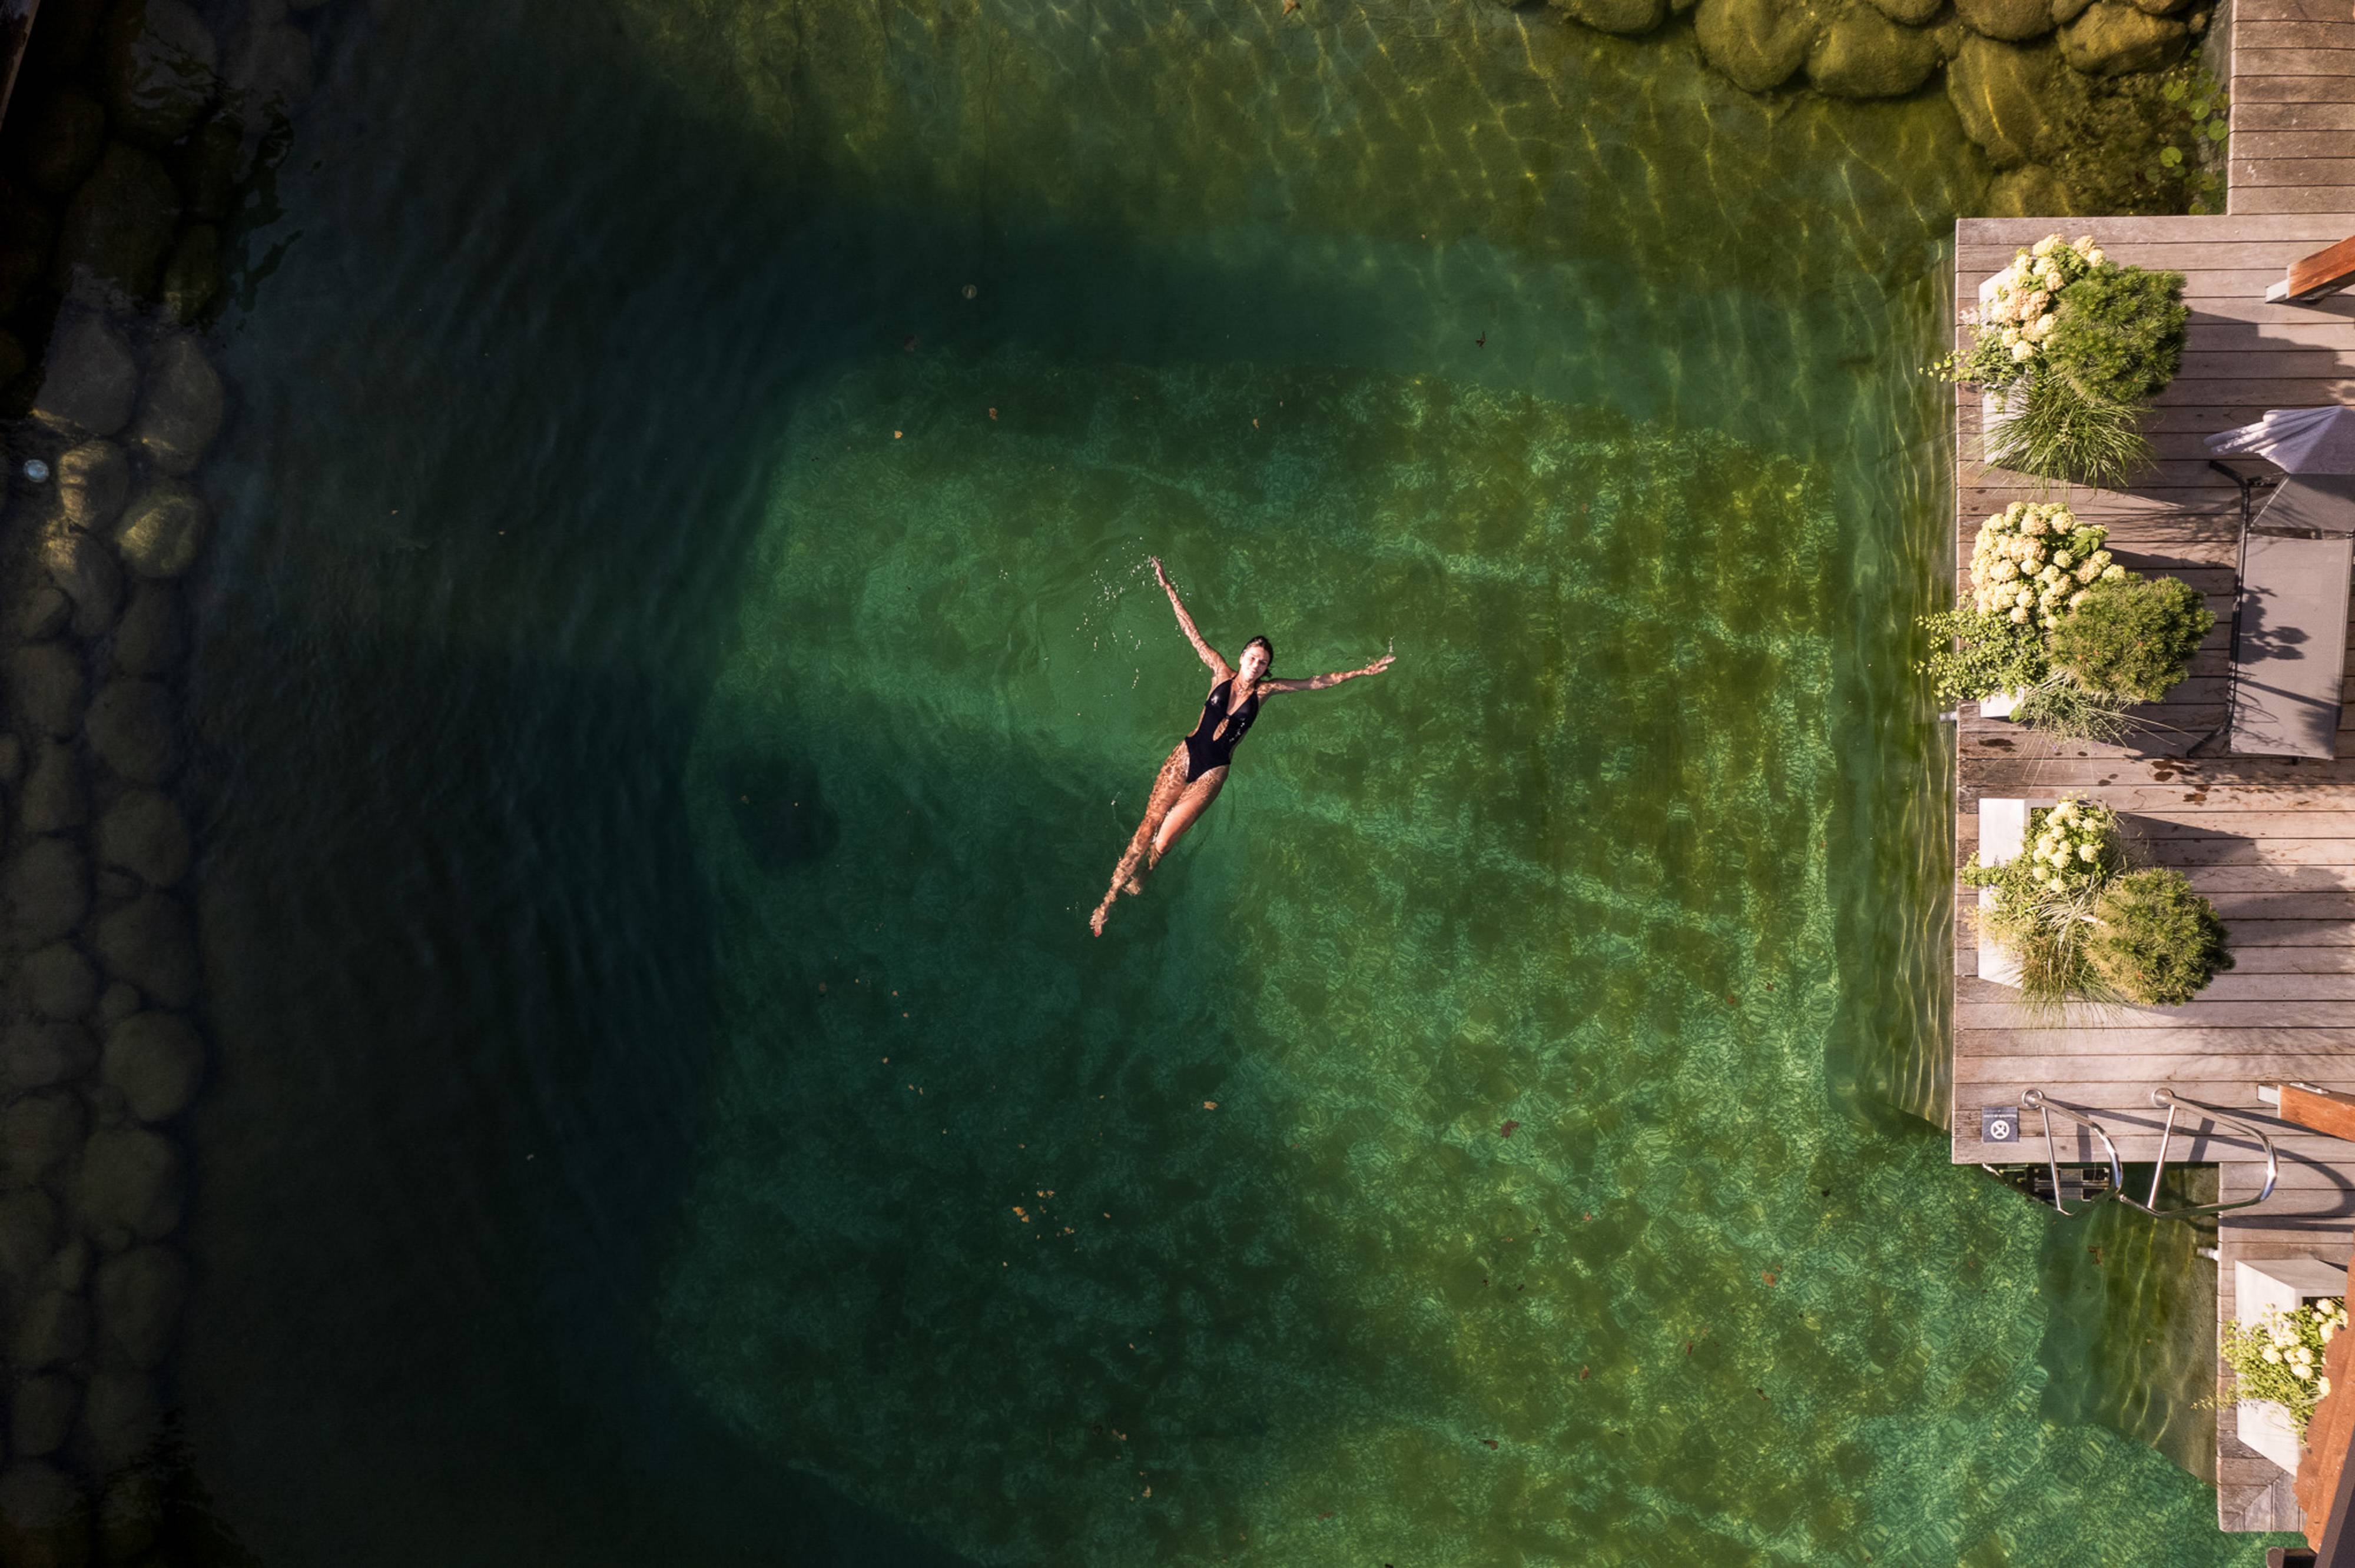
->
[166,0,2281,1561]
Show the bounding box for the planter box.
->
[2235,1257,2350,1471]
[1980,689,2019,720]
[1978,799,2025,989]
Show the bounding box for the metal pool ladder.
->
[2018,1089,2125,1215]
[2116,1087,2280,1220]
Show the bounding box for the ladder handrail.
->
[2018,1089,2124,1216]
[2114,1087,2280,1220]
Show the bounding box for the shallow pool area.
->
[0,0,2277,1560]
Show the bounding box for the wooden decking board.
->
[1954,111,2355,1516]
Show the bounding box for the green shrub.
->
[2012,674,2135,745]
[2087,867,2234,1006]
[1918,607,2049,705]
[2046,574,2213,703]
[2042,265,2189,405]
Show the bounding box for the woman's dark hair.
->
[1243,635,1275,667]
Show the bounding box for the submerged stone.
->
[99,1014,201,1124]
[55,441,130,534]
[160,222,223,324]
[7,646,85,740]
[84,679,175,786]
[110,583,183,678]
[92,1246,185,1367]
[0,1193,57,1291]
[100,0,219,146]
[0,1097,84,1191]
[2057,0,2185,70]
[73,1128,184,1250]
[1955,0,2052,38]
[0,736,22,788]
[92,984,138,1031]
[224,20,314,126]
[9,1374,79,1460]
[1,838,88,950]
[0,198,54,319]
[41,524,123,640]
[49,141,182,309]
[13,1288,89,1371]
[1694,0,1818,91]
[26,91,110,197]
[17,943,97,1022]
[170,119,243,220]
[1554,0,1670,32]
[127,334,224,474]
[0,1461,91,1568]
[31,313,137,438]
[93,1469,161,1563]
[1864,0,1946,21]
[94,792,188,889]
[77,1369,161,1474]
[91,893,197,1007]
[0,1021,99,1091]
[112,481,209,579]
[1807,4,1942,95]
[1986,161,2077,214]
[17,743,84,837]
[1945,34,2060,166]
[18,589,72,644]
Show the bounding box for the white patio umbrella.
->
[2205,405,2355,474]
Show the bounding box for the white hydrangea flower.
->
[2102,564,2126,580]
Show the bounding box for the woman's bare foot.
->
[1090,903,1111,936]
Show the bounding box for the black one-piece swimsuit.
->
[1182,679,1261,782]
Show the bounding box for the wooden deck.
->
[2231,0,2355,217]
[1950,211,2355,1533]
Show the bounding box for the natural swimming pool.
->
[82,0,2274,1560]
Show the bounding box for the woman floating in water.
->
[1091,558,1394,935]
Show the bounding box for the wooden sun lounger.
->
[2227,476,2355,760]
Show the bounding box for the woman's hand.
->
[1150,556,1171,589]
[1362,653,1395,676]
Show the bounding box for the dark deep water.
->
[135,0,2270,1562]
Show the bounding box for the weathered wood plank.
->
[1956,216,2355,243]
[2277,1084,2355,1142]
[2237,187,2355,216]
[2236,48,2355,77]
[2237,161,2355,190]
[2236,19,2355,48]
[2240,101,2355,132]
[2236,0,2355,22]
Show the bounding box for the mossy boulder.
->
[0,1461,91,1568]
[91,893,196,1006]
[93,1470,162,1565]
[78,1369,162,1474]
[223,19,314,126]
[1945,34,2061,167]
[49,142,182,310]
[160,222,222,323]
[85,679,175,786]
[41,524,122,640]
[1864,0,1948,25]
[30,313,137,438]
[2057,0,2185,71]
[92,1247,185,1367]
[1696,0,1820,89]
[1986,161,2076,214]
[100,1014,201,1123]
[9,1375,79,1461]
[1807,4,1942,94]
[1955,0,2052,36]
[0,1021,98,1092]
[17,743,85,837]
[99,0,219,147]
[19,590,71,644]
[0,197,55,318]
[7,645,87,740]
[26,91,110,197]
[1,838,89,951]
[55,441,130,533]
[0,1192,58,1288]
[12,1290,89,1371]
[169,119,243,220]
[113,481,209,579]
[94,792,188,888]
[17,944,97,1022]
[1554,0,1670,31]
[127,334,223,474]
[74,1128,184,1250]
[111,584,182,677]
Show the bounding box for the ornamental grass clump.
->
[2087,867,2234,1007]
[2046,575,2214,706]
[2220,1298,2347,1438]
[1936,233,2188,486]
[1965,796,2234,1011]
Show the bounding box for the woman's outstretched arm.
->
[1151,558,1230,677]
[1262,652,1395,695]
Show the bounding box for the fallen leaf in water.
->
[1481,1439,1498,1450]
[1763,1271,1779,1286]
[1012,1207,1029,1221]
[1578,1366,1590,1381]
[1203,1101,1218,1110]
[988,407,998,419]
[1499,1119,1520,1138]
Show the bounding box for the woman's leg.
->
[1092,745,1192,935]
[1150,766,1227,865]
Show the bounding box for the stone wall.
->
[0,0,330,1561]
